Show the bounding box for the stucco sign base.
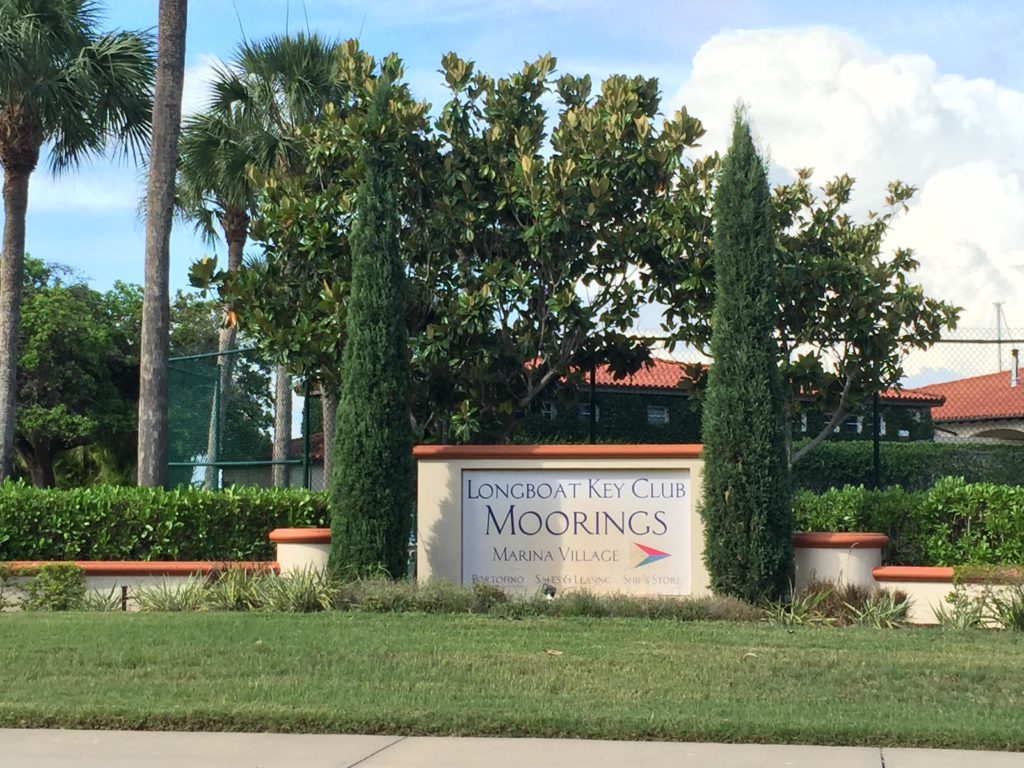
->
[415,445,709,598]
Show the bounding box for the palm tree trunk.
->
[272,364,291,487]
[321,388,338,486]
[138,0,187,488]
[0,169,28,480]
[203,229,245,489]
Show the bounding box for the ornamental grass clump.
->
[253,568,338,613]
[134,576,207,612]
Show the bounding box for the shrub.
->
[918,478,1024,565]
[700,113,792,602]
[330,82,413,578]
[953,564,1024,585]
[793,486,926,564]
[932,585,987,630]
[987,586,1024,631]
[0,483,328,561]
[793,480,1024,566]
[20,564,86,611]
[792,441,1024,492]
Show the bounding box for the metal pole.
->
[872,390,881,490]
[996,302,1004,370]
[302,378,311,490]
[205,372,221,491]
[589,360,597,444]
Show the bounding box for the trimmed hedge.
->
[792,441,1024,492]
[0,484,328,562]
[794,478,1024,566]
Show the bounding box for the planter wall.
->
[793,532,888,592]
[268,528,331,574]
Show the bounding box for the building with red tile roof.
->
[587,357,943,407]
[914,366,1024,442]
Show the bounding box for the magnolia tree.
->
[194,51,710,447]
[656,169,960,464]
[415,53,708,441]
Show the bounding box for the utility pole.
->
[996,302,1006,370]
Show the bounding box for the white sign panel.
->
[462,468,690,596]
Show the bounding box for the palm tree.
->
[179,32,345,487]
[177,110,255,488]
[0,0,154,480]
[137,0,187,488]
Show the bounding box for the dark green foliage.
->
[700,114,792,602]
[793,479,1024,565]
[515,391,701,445]
[793,485,927,564]
[15,260,138,488]
[19,564,85,611]
[0,485,327,561]
[792,441,1024,492]
[329,82,413,577]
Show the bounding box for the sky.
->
[13,0,1024,366]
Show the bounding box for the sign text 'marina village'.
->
[461,469,692,596]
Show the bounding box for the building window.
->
[540,401,556,420]
[647,405,669,426]
[800,413,808,433]
[578,402,599,422]
[844,415,863,434]
[879,416,887,436]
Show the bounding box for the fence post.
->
[589,360,597,444]
[302,378,311,490]
[872,390,881,490]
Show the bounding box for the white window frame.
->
[646,405,670,426]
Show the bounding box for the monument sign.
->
[461,468,690,595]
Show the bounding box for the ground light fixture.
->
[542,584,557,600]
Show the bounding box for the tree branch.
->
[790,363,859,465]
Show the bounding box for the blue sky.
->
[13,0,1024,359]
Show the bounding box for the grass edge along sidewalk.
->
[0,612,1022,751]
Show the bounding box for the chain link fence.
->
[167,348,319,490]
[169,330,1023,494]
[643,327,1024,491]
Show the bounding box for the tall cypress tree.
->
[700,112,793,602]
[329,80,413,577]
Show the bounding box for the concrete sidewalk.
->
[1,729,1021,768]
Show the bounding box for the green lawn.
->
[1,612,1021,749]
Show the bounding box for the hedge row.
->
[794,478,1024,566]
[0,485,329,562]
[791,442,1024,492]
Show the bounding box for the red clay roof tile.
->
[915,368,1024,421]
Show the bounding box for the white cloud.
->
[28,168,143,213]
[670,26,1024,371]
[181,53,223,116]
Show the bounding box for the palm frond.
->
[0,1,155,173]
